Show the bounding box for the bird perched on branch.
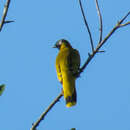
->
[53,39,80,107]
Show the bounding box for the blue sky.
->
[0,0,130,130]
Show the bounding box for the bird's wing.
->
[56,53,63,84]
[67,49,80,76]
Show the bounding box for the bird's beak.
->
[52,44,57,48]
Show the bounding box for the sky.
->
[0,0,130,130]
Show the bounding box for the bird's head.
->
[53,39,72,50]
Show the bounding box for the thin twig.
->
[79,11,130,74]
[119,22,130,27]
[78,0,94,52]
[4,20,14,24]
[95,0,103,43]
[118,11,130,24]
[0,0,12,31]
[30,92,63,130]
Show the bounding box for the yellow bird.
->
[53,39,80,107]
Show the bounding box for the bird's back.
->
[56,46,80,107]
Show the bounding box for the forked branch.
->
[0,0,13,31]
[79,11,130,74]
[30,1,130,130]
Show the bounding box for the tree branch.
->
[30,92,63,130]
[0,0,13,31]
[79,11,130,74]
[95,0,103,43]
[30,1,130,129]
[78,0,94,52]
[119,22,130,27]
[118,11,130,24]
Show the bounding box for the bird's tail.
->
[65,87,77,107]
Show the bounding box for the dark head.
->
[53,39,72,50]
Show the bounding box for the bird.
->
[53,39,80,107]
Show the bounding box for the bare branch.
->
[4,20,14,24]
[95,0,103,43]
[0,0,11,31]
[79,11,130,74]
[30,5,130,130]
[119,22,130,27]
[78,0,94,52]
[97,12,130,49]
[118,11,130,24]
[30,92,63,130]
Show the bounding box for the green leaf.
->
[0,84,5,96]
[71,128,76,130]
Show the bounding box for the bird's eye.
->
[58,40,62,45]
